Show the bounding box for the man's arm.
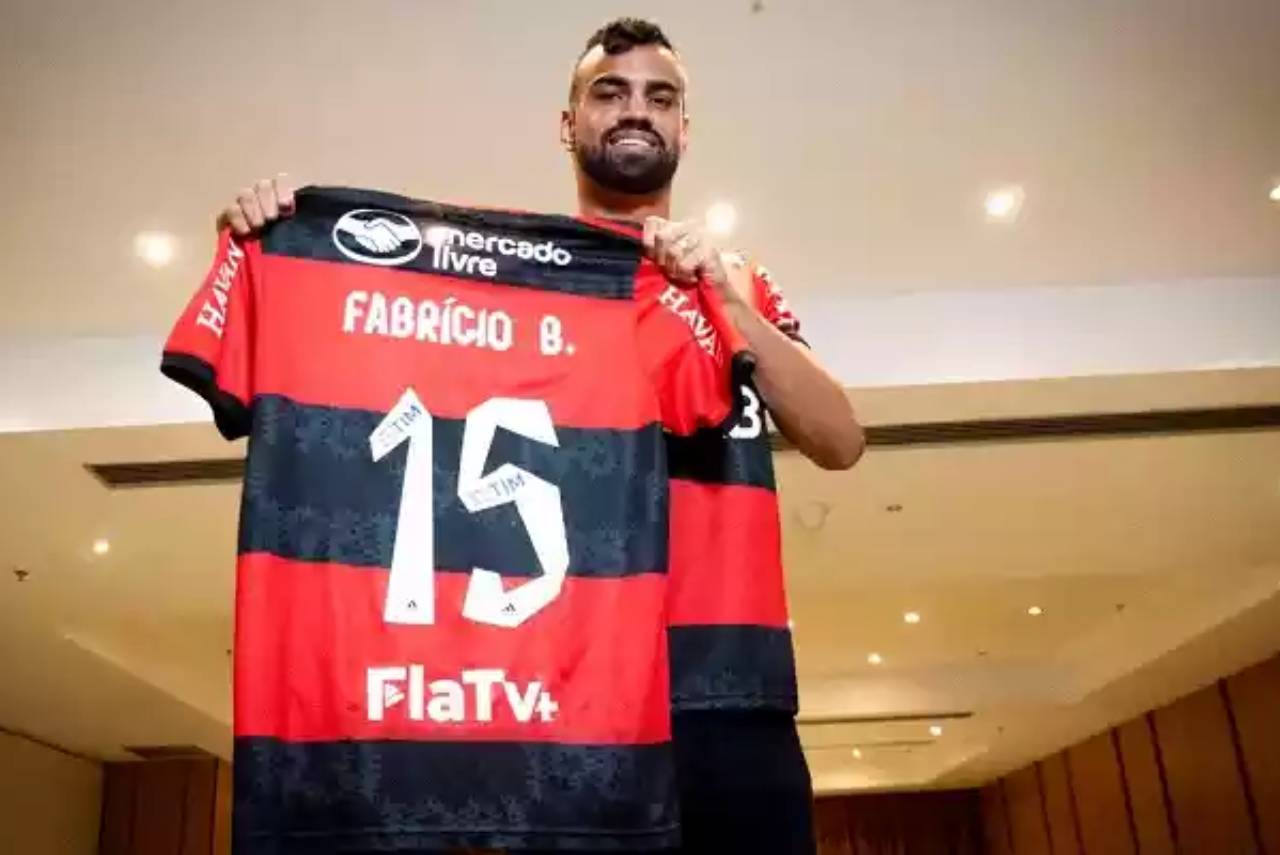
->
[644,218,865,471]
[722,262,864,470]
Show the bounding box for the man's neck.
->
[575,175,672,225]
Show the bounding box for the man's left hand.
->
[643,217,748,305]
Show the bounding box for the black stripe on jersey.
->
[240,395,667,578]
[666,379,775,489]
[260,186,643,300]
[668,625,799,713]
[665,429,776,490]
[233,737,678,852]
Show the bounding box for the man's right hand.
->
[216,174,296,236]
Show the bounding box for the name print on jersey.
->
[342,291,577,358]
[343,291,518,352]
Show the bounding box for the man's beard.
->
[575,124,680,196]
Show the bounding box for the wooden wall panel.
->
[180,759,217,855]
[99,758,230,855]
[813,797,852,855]
[1153,683,1257,854]
[212,760,233,855]
[1226,655,1280,855]
[99,762,138,855]
[1067,732,1134,855]
[839,791,980,855]
[1006,765,1052,855]
[130,760,190,855]
[1039,754,1082,855]
[1114,717,1174,855]
[981,784,1014,855]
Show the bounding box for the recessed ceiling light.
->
[705,202,738,237]
[867,652,883,666]
[852,748,863,759]
[1027,605,1044,617]
[92,538,111,556]
[794,501,831,531]
[134,231,176,268]
[984,185,1025,223]
[1270,182,1280,202]
[929,725,944,737]
[903,611,921,625]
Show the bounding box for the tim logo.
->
[333,209,424,266]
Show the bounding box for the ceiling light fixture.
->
[904,611,921,625]
[852,748,863,759]
[92,538,111,556]
[1270,182,1280,203]
[984,185,1025,223]
[134,231,177,268]
[705,202,738,237]
[867,652,884,666]
[1027,605,1044,617]
[929,725,944,737]
[794,501,832,531]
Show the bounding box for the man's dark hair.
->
[570,18,677,102]
[580,17,675,60]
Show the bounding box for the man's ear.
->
[560,110,575,152]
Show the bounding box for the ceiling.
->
[2,368,1278,793]
[3,0,1279,341]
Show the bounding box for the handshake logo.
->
[333,210,424,266]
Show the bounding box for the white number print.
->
[370,389,569,629]
[728,384,764,439]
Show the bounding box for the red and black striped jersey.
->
[160,187,748,853]
[667,260,803,714]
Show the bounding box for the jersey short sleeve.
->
[160,230,258,440]
[635,263,753,437]
[751,262,805,344]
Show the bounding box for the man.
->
[218,18,863,853]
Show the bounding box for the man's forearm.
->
[724,299,865,470]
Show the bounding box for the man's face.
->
[563,44,689,196]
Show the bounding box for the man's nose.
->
[620,92,652,121]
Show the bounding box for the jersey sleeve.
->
[750,262,806,344]
[636,266,754,436]
[160,230,258,440]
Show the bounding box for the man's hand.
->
[642,217,746,306]
[216,174,296,236]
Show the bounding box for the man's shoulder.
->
[721,250,804,342]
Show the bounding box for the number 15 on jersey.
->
[370,388,570,629]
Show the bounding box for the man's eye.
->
[650,95,674,109]
[595,90,623,101]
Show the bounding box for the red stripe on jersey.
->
[252,255,659,429]
[666,481,789,627]
[234,553,671,745]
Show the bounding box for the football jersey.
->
[667,259,804,714]
[160,187,748,853]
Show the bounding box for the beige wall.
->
[0,730,102,855]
